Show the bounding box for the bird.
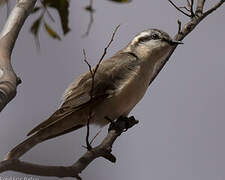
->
[5,28,183,160]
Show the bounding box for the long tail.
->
[4,133,42,160]
[4,124,84,160]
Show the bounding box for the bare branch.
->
[149,0,225,86]
[177,20,182,34]
[190,0,195,17]
[0,0,37,111]
[82,49,93,150]
[168,0,191,17]
[94,24,120,75]
[179,6,191,13]
[82,25,120,150]
[179,0,194,17]
[196,0,206,16]
[0,117,139,179]
[203,0,225,18]
[90,128,103,145]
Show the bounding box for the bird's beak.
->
[169,39,184,45]
[162,38,183,45]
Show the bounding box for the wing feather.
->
[27,52,140,136]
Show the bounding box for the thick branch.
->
[0,0,37,112]
[0,117,138,179]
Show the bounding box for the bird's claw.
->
[106,116,139,132]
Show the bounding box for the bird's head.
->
[125,29,183,62]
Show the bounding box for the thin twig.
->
[177,20,182,34]
[190,0,194,17]
[93,24,120,75]
[168,0,191,17]
[82,25,120,151]
[82,49,93,150]
[187,0,191,9]
[196,0,206,16]
[179,6,191,13]
[179,0,194,17]
[90,128,103,145]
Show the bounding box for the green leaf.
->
[42,0,70,35]
[44,22,61,40]
[108,0,132,3]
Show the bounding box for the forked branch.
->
[168,0,192,17]
[0,117,139,179]
[149,0,225,86]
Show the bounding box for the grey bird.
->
[5,29,182,160]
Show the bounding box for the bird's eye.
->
[151,33,160,40]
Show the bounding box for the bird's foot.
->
[106,116,139,133]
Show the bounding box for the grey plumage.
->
[5,29,182,160]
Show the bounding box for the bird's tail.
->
[4,133,42,160]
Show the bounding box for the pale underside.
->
[27,51,151,140]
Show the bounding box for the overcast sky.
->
[1,0,225,180]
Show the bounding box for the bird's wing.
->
[27,52,140,136]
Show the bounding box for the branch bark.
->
[196,0,205,16]
[149,0,225,86]
[0,0,37,112]
[0,117,139,179]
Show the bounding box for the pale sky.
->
[1,0,225,180]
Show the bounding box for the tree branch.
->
[82,25,120,150]
[203,0,225,18]
[0,0,37,112]
[196,0,206,16]
[0,117,139,179]
[168,0,192,17]
[149,0,225,86]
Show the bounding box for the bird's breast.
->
[94,65,151,126]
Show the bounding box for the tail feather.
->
[4,133,42,160]
[4,124,84,160]
[27,108,72,136]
